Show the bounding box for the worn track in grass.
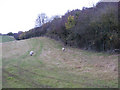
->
[3,68,51,88]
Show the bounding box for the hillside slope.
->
[0,36,15,43]
[2,37,118,88]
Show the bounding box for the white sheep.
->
[62,47,65,51]
[30,51,34,56]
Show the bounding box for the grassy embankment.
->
[0,36,15,43]
[1,37,118,88]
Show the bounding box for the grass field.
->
[0,36,15,43]
[1,37,118,88]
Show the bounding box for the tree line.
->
[10,2,119,53]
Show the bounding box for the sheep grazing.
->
[30,51,34,56]
[62,47,65,51]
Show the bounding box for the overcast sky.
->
[0,0,101,34]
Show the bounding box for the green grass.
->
[0,35,15,43]
[2,37,118,88]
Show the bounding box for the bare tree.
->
[35,13,48,27]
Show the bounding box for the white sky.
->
[0,0,100,34]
